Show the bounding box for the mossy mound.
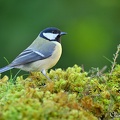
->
[0,65,120,120]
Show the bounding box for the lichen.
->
[0,64,120,120]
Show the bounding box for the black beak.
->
[60,32,67,36]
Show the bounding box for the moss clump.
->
[0,64,120,120]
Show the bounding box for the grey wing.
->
[10,43,56,67]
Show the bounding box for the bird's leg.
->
[41,69,51,81]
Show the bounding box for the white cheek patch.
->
[43,33,59,40]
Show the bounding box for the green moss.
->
[0,64,120,120]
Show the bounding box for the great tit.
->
[0,27,67,80]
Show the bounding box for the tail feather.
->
[0,66,13,73]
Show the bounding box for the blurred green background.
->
[0,0,120,75]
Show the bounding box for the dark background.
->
[0,0,120,76]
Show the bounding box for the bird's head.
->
[40,27,67,42]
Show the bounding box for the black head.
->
[39,27,67,42]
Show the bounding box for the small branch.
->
[110,44,120,74]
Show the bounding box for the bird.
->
[0,27,67,80]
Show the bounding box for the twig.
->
[110,44,120,74]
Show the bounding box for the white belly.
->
[17,42,62,72]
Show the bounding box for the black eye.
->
[52,31,55,33]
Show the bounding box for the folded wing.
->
[10,43,55,67]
